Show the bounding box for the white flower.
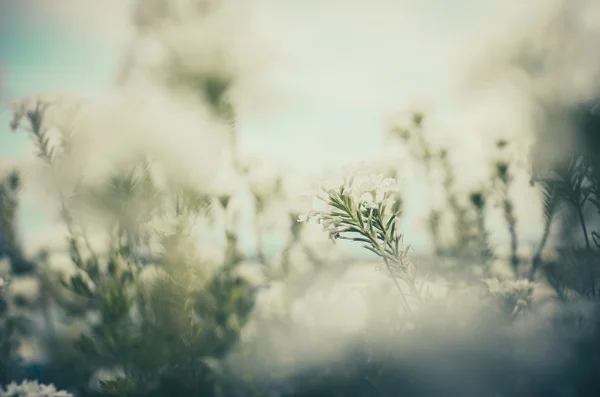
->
[512,299,528,316]
[342,174,398,202]
[209,163,244,198]
[245,158,283,198]
[89,366,126,392]
[319,216,343,230]
[301,173,402,227]
[297,210,321,223]
[0,380,72,397]
[299,170,405,250]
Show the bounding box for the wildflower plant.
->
[530,178,560,280]
[0,274,17,386]
[491,140,521,273]
[0,169,53,386]
[301,175,424,313]
[5,89,261,396]
[533,152,598,297]
[389,111,476,257]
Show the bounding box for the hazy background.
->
[1,0,599,255]
[3,3,600,396]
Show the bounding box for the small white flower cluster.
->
[0,380,72,397]
[0,276,10,290]
[89,366,126,392]
[298,174,402,243]
[484,278,534,297]
[298,209,342,242]
[484,278,535,316]
[321,174,400,207]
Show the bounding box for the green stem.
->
[530,216,552,281]
[577,207,595,297]
[382,254,412,315]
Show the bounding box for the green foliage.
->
[0,170,41,385]
[534,152,598,296]
[53,208,257,396]
[530,180,560,280]
[0,277,41,385]
[0,171,34,275]
[303,177,424,312]
[6,81,259,397]
[468,190,493,264]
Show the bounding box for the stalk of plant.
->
[439,150,473,255]
[252,193,269,266]
[389,112,435,176]
[390,112,445,255]
[529,180,559,281]
[494,161,520,274]
[219,195,243,267]
[301,176,423,314]
[250,176,283,268]
[426,210,443,255]
[583,155,600,250]
[280,212,305,278]
[469,191,493,264]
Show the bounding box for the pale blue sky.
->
[0,6,120,157]
[0,3,122,243]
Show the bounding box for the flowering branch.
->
[300,175,424,313]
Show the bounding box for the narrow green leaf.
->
[352,237,373,244]
[362,244,381,257]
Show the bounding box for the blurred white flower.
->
[484,278,534,296]
[402,322,417,332]
[0,380,72,397]
[209,163,245,200]
[8,276,40,303]
[245,157,283,199]
[89,366,126,392]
